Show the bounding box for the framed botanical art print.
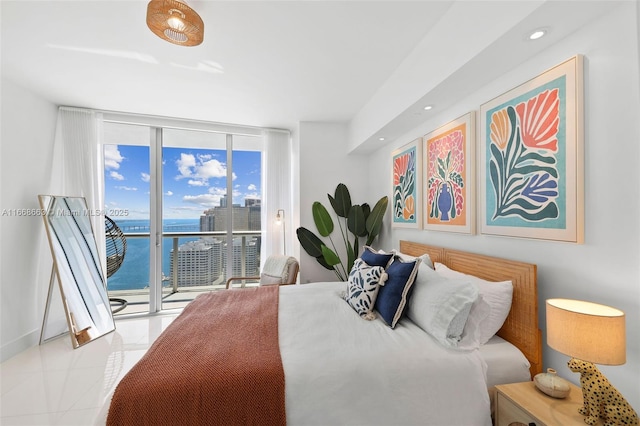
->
[479,55,584,243]
[392,138,421,228]
[423,112,475,234]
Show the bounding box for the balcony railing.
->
[108,230,261,315]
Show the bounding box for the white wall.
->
[366,2,640,410]
[298,122,371,283]
[0,78,58,361]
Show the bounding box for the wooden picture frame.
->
[479,55,584,243]
[392,138,422,228]
[423,112,475,234]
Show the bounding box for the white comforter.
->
[279,282,492,426]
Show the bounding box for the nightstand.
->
[495,380,602,426]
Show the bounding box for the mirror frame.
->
[38,195,115,348]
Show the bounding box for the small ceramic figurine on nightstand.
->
[534,368,571,399]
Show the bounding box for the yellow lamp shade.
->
[546,298,626,365]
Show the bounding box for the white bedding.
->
[480,335,531,388]
[98,282,524,425]
[279,282,492,426]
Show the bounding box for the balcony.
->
[108,230,261,316]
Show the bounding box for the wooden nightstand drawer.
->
[496,392,540,426]
[495,381,601,426]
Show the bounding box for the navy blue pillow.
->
[374,256,421,328]
[360,246,394,268]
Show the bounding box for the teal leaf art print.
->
[393,149,416,221]
[487,88,561,223]
[480,55,584,242]
[392,139,421,228]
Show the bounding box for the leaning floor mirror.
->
[39,195,115,348]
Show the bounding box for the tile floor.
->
[0,312,179,425]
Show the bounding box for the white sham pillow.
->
[434,263,513,345]
[406,263,478,348]
[396,251,434,270]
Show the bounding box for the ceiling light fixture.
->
[147,0,204,47]
[423,105,433,111]
[528,28,548,41]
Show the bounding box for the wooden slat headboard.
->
[399,240,542,378]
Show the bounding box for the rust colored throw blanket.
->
[107,286,286,426]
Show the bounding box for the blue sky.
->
[104,145,261,220]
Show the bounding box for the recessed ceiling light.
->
[527,28,549,41]
[423,105,433,111]
[379,137,385,141]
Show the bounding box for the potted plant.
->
[296,183,388,281]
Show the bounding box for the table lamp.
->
[546,298,638,425]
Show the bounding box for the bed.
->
[104,241,541,426]
[399,240,542,379]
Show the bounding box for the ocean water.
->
[106,219,199,291]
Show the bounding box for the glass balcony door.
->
[104,122,263,315]
[103,122,153,315]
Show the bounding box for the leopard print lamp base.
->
[568,358,638,426]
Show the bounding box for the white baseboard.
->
[1,329,39,362]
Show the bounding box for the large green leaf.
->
[296,227,324,257]
[328,183,352,218]
[365,196,388,245]
[361,203,371,222]
[321,245,342,266]
[347,205,367,237]
[315,254,334,270]
[312,201,334,237]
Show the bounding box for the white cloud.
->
[196,158,226,179]
[183,194,221,208]
[115,186,137,191]
[175,152,233,185]
[104,145,124,170]
[176,153,196,178]
[165,191,173,196]
[110,171,125,181]
[247,184,257,191]
[140,172,150,182]
[182,186,228,208]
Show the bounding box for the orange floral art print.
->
[424,113,475,234]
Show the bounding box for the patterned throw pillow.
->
[343,258,388,320]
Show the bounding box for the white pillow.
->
[406,263,478,348]
[396,251,434,270]
[458,294,491,350]
[434,263,513,345]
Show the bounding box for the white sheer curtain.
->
[261,129,293,264]
[50,107,106,272]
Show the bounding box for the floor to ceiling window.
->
[103,120,263,315]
